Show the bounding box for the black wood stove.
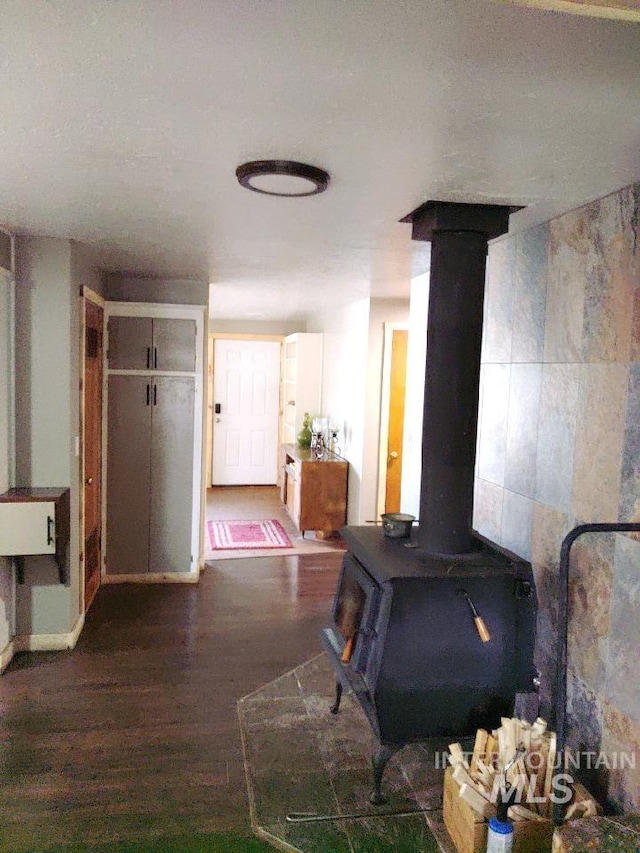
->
[321,527,538,802]
[321,202,539,803]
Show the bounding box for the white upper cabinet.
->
[282,333,323,446]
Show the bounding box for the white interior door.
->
[212,339,281,485]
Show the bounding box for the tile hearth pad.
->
[238,653,457,853]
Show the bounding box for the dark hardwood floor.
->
[0,553,342,851]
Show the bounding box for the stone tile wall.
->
[474,182,640,811]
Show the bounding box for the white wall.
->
[308,297,410,525]
[307,299,370,524]
[401,272,430,517]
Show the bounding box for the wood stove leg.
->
[329,680,343,715]
[369,743,401,805]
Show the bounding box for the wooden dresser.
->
[280,444,348,537]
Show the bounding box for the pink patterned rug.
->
[207,518,293,550]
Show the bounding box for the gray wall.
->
[0,267,14,655]
[14,237,79,636]
[9,252,207,640]
[474,182,640,811]
[71,240,105,297]
[0,232,11,271]
[104,274,208,305]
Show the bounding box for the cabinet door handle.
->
[153,347,158,369]
[153,384,157,405]
[47,515,54,546]
[146,347,151,369]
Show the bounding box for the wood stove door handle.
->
[474,616,491,643]
[457,588,491,643]
[341,637,355,663]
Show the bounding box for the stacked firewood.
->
[448,716,598,822]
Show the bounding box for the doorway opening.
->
[205,334,347,559]
[206,335,287,557]
[376,323,409,520]
[209,337,282,487]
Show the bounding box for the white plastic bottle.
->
[486,816,514,853]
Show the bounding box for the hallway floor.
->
[205,486,347,560]
[0,552,342,851]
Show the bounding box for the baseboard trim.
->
[0,640,15,673]
[14,612,85,653]
[103,572,199,584]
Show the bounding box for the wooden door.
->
[211,339,281,485]
[83,299,103,610]
[384,329,408,513]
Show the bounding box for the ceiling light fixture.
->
[235,160,330,197]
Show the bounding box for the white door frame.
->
[207,333,284,488]
[210,336,282,486]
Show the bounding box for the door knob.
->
[215,417,221,423]
[86,476,93,485]
[389,451,399,460]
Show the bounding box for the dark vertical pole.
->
[418,230,487,554]
[401,202,512,555]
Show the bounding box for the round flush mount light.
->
[235,160,330,197]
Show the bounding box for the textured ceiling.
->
[1,1,639,320]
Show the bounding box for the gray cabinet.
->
[149,376,195,572]
[105,307,201,578]
[106,375,195,574]
[107,315,196,372]
[106,376,152,574]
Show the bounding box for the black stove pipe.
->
[402,202,512,555]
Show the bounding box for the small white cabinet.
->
[0,502,57,556]
[0,488,71,582]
